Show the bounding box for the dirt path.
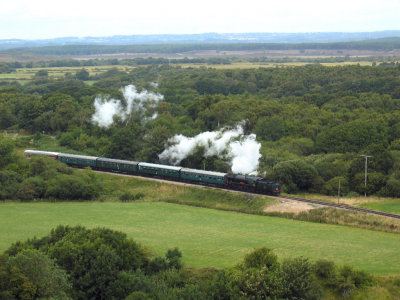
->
[263,199,319,214]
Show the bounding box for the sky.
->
[1,0,400,40]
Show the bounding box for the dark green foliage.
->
[35,69,48,77]
[273,160,318,192]
[254,116,290,141]
[75,68,90,81]
[313,259,336,280]
[281,257,322,300]
[0,250,70,299]
[45,171,101,200]
[0,135,14,169]
[166,247,183,270]
[6,225,151,299]
[119,191,145,202]
[242,247,279,271]
[16,176,46,201]
[352,172,387,195]
[315,120,387,153]
[0,170,22,200]
[379,178,400,197]
[321,176,349,196]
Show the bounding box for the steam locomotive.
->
[24,150,281,195]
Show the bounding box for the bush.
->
[45,172,100,200]
[281,257,322,300]
[378,178,400,197]
[16,177,45,201]
[0,170,22,200]
[273,160,318,191]
[313,259,336,280]
[321,176,349,196]
[353,172,387,195]
[119,191,145,202]
[243,247,279,271]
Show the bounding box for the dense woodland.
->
[1,63,400,199]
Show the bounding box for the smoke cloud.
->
[91,85,163,128]
[159,123,261,174]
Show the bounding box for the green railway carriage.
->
[181,168,226,185]
[96,157,138,173]
[138,162,181,178]
[57,153,98,167]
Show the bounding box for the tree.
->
[254,116,289,141]
[34,69,48,78]
[6,249,71,299]
[6,225,151,300]
[0,135,14,169]
[281,257,322,300]
[315,120,388,153]
[76,68,90,81]
[0,103,16,129]
[352,172,387,195]
[322,177,349,196]
[50,99,78,132]
[106,124,143,160]
[243,247,279,271]
[273,160,318,192]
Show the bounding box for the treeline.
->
[1,64,400,196]
[1,225,387,299]
[3,37,400,56]
[0,57,232,72]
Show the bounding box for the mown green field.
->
[0,201,399,275]
[361,200,400,214]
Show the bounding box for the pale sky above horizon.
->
[1,0,400,40]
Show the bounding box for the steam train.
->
[24,150,281,195]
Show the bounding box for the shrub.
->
[243,247,279,271]
[16,177,46,201]
[321,176,349,196]
[281,257,322,300]
[313,259,336,280]
[45,172,100,200]
[120,191,145,202]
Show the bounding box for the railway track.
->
[93,169,400,220]
[276,195,400,220]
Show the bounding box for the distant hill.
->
[1,31,400,50]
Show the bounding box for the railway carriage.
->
[181,168,226,185]
[96,157,138,173]
[138,162,181,178]
[24,150,59,159]
[58,153,98,167]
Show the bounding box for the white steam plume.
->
[159,123,261,174]
[91,84,163,128]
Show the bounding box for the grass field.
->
[0,62,377,83]
[0,201,399,275]
[360,200,400,214]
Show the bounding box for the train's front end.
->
[256,180,281,195]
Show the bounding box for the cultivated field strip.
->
[276,195,400,220]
